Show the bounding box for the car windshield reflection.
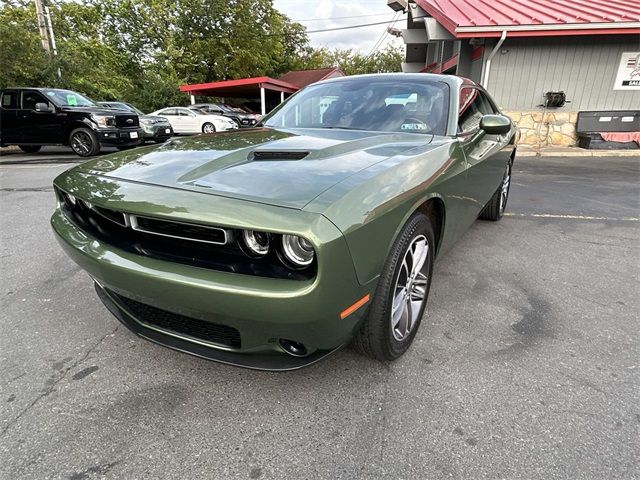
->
[263,77,450,136]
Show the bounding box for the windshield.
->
[117,103,144,115]
[43,89,97,107]
[103,102,144,115]
[263,78,450,135]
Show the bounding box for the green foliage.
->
[307,45,404,76]
[0,0,403,112]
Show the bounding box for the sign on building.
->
[614,52,640,90]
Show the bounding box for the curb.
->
[517,148,640,158]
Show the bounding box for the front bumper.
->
[239,118,259,128]
[50,176,374,370]
[97,127,144,146]
[142,124,174,141]
[95,284,344,370]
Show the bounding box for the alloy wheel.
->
[71,131,92,155]
[391,235,429,341]
[202,123,215,134]
[499,164,511,214]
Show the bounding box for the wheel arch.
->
[64,120,94,145]
[389,193,446,261]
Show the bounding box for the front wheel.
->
[352,213,435,361]
[202,122,216,134]
[18,145,42,153]
[479,161,512,221]
[69,128,100,157]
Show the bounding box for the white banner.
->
[613,52,640,90]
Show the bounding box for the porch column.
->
[280,91,284,103]
[190,94,195,105]
[260,87,266,115]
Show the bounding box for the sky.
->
[272,0,406,53]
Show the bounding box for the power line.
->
[305,18,403,34]
[291,12,397,23]
[365,11,400,59]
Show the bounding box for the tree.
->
[0,1,58,88]
[306,45,404,76]
[0,0,404,112]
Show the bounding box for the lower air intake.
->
[112,291,241,348]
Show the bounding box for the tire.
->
[352,213,435,361]
[202,122,216,134]
[18,145,42,153]
[479,161,512,221]
[69,128,100,157]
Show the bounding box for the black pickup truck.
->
[0,88,143,156]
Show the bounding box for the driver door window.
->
[21,91,51,111]
[458,88,494,133]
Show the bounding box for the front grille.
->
[115,114,140,128]
[131,215,227,244]
[111,290,241,348]
[56,188,314,280]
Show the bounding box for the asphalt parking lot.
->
[1,152,638,479]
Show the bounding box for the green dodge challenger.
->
[51,74,517,370]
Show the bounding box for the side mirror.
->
[480,114,511,135]
[35,102,53,113]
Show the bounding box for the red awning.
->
[415,0,640,37]
[179,77,299,97]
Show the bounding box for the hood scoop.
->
[250,150,309,161]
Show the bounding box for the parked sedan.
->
[97,101,173,143]
[150,107,237,134]
[51,73,516,370]
[190,103,260,127]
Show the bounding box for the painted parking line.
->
[504,213,639,222]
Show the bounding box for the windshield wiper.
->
[320,126,368,131]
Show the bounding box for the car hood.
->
[78,127,434,209]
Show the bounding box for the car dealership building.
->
[388,0,640,146]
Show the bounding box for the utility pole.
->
[34,0,51,54]
[44,3,62,79]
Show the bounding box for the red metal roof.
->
[278,67,344,88]
[179,76,299,97]
[414,0,640,37]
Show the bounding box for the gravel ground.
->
[1,154,638,480]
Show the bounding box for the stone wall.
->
[505,111,578,147]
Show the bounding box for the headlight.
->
[139,118,153,126]
[91,115,115,128]
[241,230,271,257]
[281,235,315,267]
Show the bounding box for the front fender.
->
[307,141,461,285]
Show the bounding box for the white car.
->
[149,107,238,134]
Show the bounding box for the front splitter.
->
[94,283,344,371]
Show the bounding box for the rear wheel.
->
[18,145,42,153]
[69,128,100,157]
[202,122,216,134]
[352,213,435,361]
[479,161,512,221]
